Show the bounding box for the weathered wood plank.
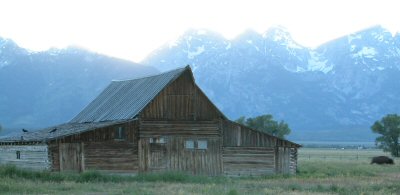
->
[0,144,50,170]
[138,134,221,176]
[140,70,222,121]
[84,141,138,172]
[222,146,277,176]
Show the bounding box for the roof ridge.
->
[69,65,191,123]
[112,65,189,82]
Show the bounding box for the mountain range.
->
[143,25,400,141]
[0,38,156,135]
[1,25,399,141]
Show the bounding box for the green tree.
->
[371,114,400,157]
[235,116,246,125]
[235,114,291,139]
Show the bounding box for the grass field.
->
[299,148,388,161]
[1,148,400,195]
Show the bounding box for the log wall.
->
[222,120,299,175]
[0,144,50,170]
[140,120,221,137]
[48,142,60,171]
[223,147,275,176]
[289,148,298,174]
[84,141,138,173]
[48,120,139,172]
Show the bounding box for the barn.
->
[0,66,300,176]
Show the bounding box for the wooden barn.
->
[0,66,300,176]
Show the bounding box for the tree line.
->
[233,113,400,157]
[235,114,291,139]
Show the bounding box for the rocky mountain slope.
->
[0,38,157,134]
[143,26,400,141]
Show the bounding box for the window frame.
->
[114,126,126,140]
[197,140,208,150]
[185,140,195,149]
[16,151,21,159]
[150,137,167,144]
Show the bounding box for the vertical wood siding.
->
[139,137,221,176]
[139,121,222,176]
[59,143,83,172]
[141,70,222,121]
[276,147,291,174]
[0,144,50,170]
[222,120,277,147]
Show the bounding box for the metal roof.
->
[0,120,130,142]
[70,66,188,123]
[0,66,189,143]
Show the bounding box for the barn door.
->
[148,138,167,171]
[59,143,84,172]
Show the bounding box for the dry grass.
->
[1,148,400,195]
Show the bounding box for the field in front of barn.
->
[1,148,400,195]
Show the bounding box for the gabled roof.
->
[71,66,189,123]
[0,65,219,143]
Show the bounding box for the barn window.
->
[114,126,126,140]
[185,140,194,149]
[197,140,208,150]
[16,151,21,159]
[150,137,166,144]
[158,137,166,144]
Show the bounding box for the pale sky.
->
[0,0,398,62]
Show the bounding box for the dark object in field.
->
[370,156,394,165]
[22,128,28,132]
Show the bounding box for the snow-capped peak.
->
[264,26,292,41]
[264,26,303,49]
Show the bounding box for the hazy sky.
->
[0,0,398,62]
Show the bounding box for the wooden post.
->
[80,142,85,172]
[275,146,279,174]
[59,143,63,171]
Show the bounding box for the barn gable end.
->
[138,68,224,175]
[140,67,224,121]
